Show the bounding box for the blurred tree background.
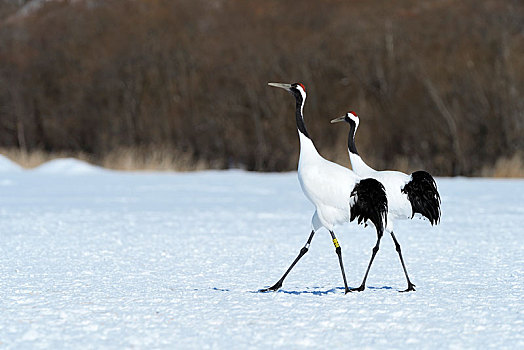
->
[0,0,522,176]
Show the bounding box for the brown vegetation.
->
[0,0,523,176]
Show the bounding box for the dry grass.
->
[481,153,524,178]
[0,148,208,172]
[2,148,523,177]
[0,148,88,169]
[98,147,209,172]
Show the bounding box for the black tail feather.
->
[401,170,441,225]
[350,178,388,234]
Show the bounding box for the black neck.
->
[295,95,310,139]
[348,120,358,155]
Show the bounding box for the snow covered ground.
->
[0,156,522,349]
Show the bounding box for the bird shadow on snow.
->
[252,286,392,295]
[266,287,345,295]
[268,286,393,295]
[367,286,394,290]
[204,286,393,295]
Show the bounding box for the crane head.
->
[268,82,306,102]
[330,111,359,128]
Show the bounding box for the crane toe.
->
[259,282,282,293]
[349,285,366,292]
[399,283,416,293]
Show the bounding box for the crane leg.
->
[351,230,383,292]
[330,231,351,294]
[259,230,315,292]
[390,231,416,292]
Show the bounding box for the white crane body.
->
[298,133,360,231]
[349,154,413,228]
[331,111,442,292]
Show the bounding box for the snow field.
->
[0,156,522,348]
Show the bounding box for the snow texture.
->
[0,160,523,349]
[32,158,106,175]
[0,155,22,173]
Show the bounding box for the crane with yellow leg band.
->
[259,82,388,294]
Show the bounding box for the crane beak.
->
[268,82,292,91]
[330,116,346,124]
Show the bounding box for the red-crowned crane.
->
[260,83,388,294]
[331,111,441,292]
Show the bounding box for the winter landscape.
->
[0,155,522,349]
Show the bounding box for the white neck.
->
[349,151,375,176]
[298,130,319,167]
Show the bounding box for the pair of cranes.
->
[260,82,441,294]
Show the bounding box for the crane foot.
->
[259,281,282,293]
[399,283,416,292]
[349,285,365,292]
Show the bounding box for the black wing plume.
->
[350,178,388,234]
[401,170,441,225]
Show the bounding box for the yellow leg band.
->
[333,238,340,248]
